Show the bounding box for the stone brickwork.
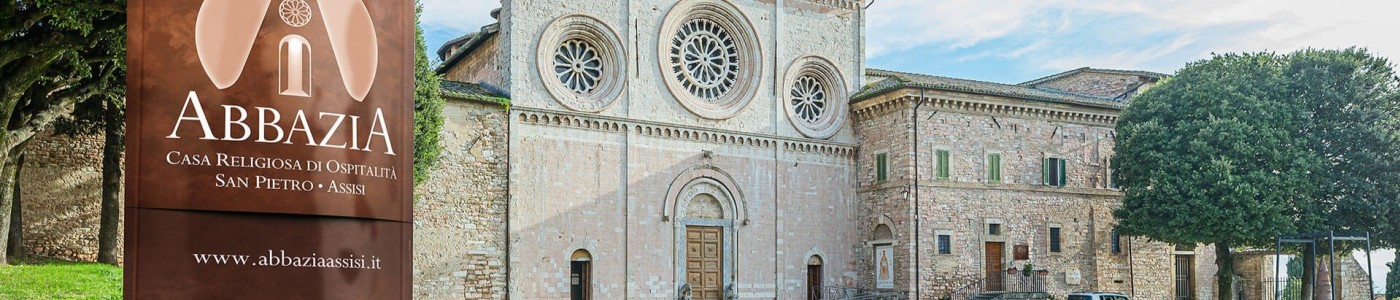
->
[1237,253,1377,300]
[442,33,503,89]
[18,128,123,264]
[412,97,510,300]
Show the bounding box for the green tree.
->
[1288,257,1303,278]
[1112,52,1323,300]
[413,2,444,186]
[1283,48,1400,248]
[1115,48,1400,300]
[0,0,125,265]
[1388,261,1397,300]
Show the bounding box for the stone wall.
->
[442,34,503,89]
[412,98,511,300]
[1236,253,1377,300]
[17,128,123,264]
[506,109,860,299]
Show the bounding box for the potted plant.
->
[1021,263,1034,277]
[1037,269,1050,276]
[1006,266,1017,275]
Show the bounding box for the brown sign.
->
[1014,245,1030,260]
[125,0,413,298]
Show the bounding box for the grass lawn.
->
[0,256,121,300]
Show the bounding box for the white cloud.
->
[867,0,1400,75]
[419,0,500,33]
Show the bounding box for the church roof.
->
[435,22,499,75]
[854,68,1129,109]
[1017,67,1169,87]
[440,80,509,106]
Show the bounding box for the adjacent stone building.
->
[847,67,1228,300]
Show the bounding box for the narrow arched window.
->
[279,34,312,97]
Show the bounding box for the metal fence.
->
[944,273,1049,300]
[1262,278,1377,300]
[815,286,910,300]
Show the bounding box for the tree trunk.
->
[0,151,14,265]
[97,102,123,265]
[1303,244,1315,300]
[5,154,21,259]
[1216,241,1235,300]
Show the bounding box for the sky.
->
[419,0,1399,292]
[420,0,1400,84]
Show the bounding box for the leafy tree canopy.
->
[1112,48,1400,300]
[1113,51,1318,247]
[1114,48,1400,248]
[0,0,125,149]
[412,3,444,186]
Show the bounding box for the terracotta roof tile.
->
[854,68,1128,109]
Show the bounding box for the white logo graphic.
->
[194,0,379,101]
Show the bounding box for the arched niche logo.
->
[194,0,379,101]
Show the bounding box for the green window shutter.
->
[988,154,1001,182]
[876,153,887,182]
[936,150,949,180]
[1042,158,1050,186]
[1058,158,1067,187]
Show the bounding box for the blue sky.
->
[421,0,1400,84]
[420,0,1399,291]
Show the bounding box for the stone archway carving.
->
[661,165,748,225]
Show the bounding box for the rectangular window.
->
[1111,230,1122,254]
[937,234,951,254]
[987,153,1002,183]
[935,150,950,180]
[876,153,888,182]
[1049,227,1062,253]
[1106,159,1116,189]
[988,224,1001,236]
[1043,157,1067,187]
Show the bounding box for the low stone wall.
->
[17,128,122,264]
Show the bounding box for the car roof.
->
[1069,292,1127,296]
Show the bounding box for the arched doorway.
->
[807,255,824,299]
[570,249,592,300]
[668,171,744,300]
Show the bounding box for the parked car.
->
[1068,292,1131,300]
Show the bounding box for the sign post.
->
[125,0,413,298]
